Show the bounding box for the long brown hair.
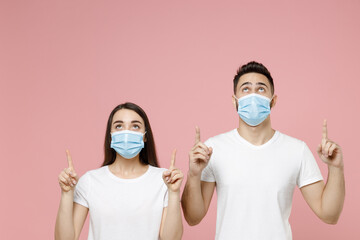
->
[102,102,159,167]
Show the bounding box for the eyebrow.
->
[239,82,269,88]
[113,120,143,125]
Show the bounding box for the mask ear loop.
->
[269,94,275,108]
[233,95,239,111]
[143,131,147,143]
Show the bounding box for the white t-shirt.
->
[74,165,168,240]
[201,129,323,240]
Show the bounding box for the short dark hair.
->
[102,102,159,167]
[233,61,274,94]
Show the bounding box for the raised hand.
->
[58,150,79,192]
[188,126,213,177]
[163,149,184,192]
[317,120,343,168]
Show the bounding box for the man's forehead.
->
[238,73,270,86]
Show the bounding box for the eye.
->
[242,87,249,93]
[132,125,140,130]
[115,124,122,130]
[258,87,265,93]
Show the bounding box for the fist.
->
[317,120,343,168]
[163,149,184,192]
[188,126,213,177]
[58,150,79,192]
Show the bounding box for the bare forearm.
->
[55,191,75,240]
[181,174,206,225]
[161,192,183,240]
[321,166,345,224]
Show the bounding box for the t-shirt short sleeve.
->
[160,168,169,208]
[201,138,216,182]
[74,172,90,208]
[297,142,323,188]
[163,189,168,208]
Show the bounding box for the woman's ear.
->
[143,132,147,142]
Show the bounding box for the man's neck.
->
[237,118,275,146]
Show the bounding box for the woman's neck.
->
[109,155,148,179]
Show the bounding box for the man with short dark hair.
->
[181,61,345,240]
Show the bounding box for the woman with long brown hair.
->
[55,102,183,240]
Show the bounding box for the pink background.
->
[1,0,359,239]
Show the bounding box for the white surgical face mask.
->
[235,93,273,126]
[110,130,145,159]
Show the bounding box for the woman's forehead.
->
[112,109,144,123]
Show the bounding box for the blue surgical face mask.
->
[110,130,145,159]
[236,93,272,126]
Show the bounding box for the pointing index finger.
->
[195,126,201,144]
[170,149,176,169]
[322,119,328,139]
[66,150,74,170]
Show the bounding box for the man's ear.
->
[232,95,238,110]
[270,95,277,108]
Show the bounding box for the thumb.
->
[162,170,171,183]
